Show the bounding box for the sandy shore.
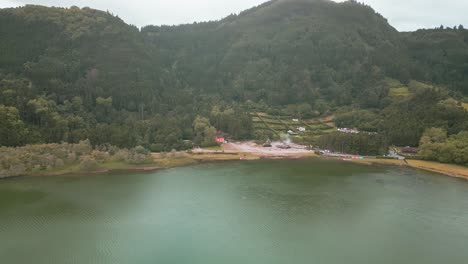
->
[344,158,468,180]
[8,142,467,180]
[406,160,468,180]
[194,141,316,158]
[120,143,468,180]
[189,144,468,180]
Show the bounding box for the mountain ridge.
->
[0,2,467,152]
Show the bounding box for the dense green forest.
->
[0,0,467,163]
[317,132,389,156]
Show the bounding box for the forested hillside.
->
[0,0,467,162]
[143,0,402,106]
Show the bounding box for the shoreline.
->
[2,142,467,180]
[341,157,468,180]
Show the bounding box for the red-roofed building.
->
[215,136,225,143]
[215,133,229,144]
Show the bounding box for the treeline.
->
[0,140,152,178]
[334,87,468,147]
[0,5,253,152]
[317,132,389,156]
[0,95,253,151]
[419,128,468,166]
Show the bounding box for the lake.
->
[1,159,468,264]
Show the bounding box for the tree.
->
[96,96,113,123]
[0,4,468,154]
[317,132,388,156]
[420,127,447,145]
[297,103,313,119]
[419,128,447,161]
[210,105,253,139]
[448,132,468,165]
[193,116,217,147]
[419,128,468,166]
[0,105,27,146]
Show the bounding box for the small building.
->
[215,132,229,144]
[297,127,306,132]
[337,128,360,134]
[287,130,298,135]
[292,119,299,122]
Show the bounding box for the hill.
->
[143,0,403,107]
[0,0,467,160]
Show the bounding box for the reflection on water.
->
[1,159,468,264]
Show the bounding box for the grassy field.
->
[385,78,411,99]
[408,80,434,91]
[462,102,468,110]
[389,87,411,97]
[384,79,441,99]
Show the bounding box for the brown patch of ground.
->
[219,141,316,158]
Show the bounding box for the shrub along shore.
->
[0,141,467,180]
[0,140,153,178]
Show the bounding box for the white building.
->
[337,128,360,134]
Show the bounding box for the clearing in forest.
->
[250,112,336,142]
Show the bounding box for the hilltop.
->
[0,0,467,166]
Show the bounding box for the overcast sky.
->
[0,0,466,31]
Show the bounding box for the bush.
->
[55,158,65,168]
[111,149,130,162]
[133,146,149,155]
[72,140,92,156]
[91,150,110,161]
[150,143,164,152]
[0,141,153,177]
[67,152,77,163]
[79,155,99,171]
[127,153,149,164]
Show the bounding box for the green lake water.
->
[1,159,468,264]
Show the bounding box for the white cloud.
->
[0,0,20,8]
[335,0,468,31]
[2,0,267,26]
[1,0,467,31]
